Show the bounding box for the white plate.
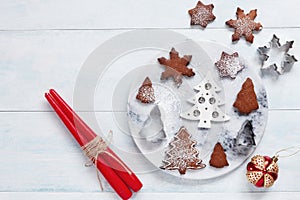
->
[127,41,268,180]
[74,30,267,180]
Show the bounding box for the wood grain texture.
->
[1,192,300,200]
[0,111,299,194]
[0,0,300,199]
[0,0,299,30]
[0,29,299,111]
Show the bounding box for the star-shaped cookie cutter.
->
[258,34,297,75]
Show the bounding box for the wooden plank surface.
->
[0,0,299,30]
[1,192,300,200]
[0,0,300,199]
[0,29,299,111]
[0,111,299,194]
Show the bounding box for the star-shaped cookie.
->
[215,51,245,78]
[226,7,262,43]
[188,1,216,28]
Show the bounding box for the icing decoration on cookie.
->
[136,77,155,103]
[215,51,245,78]
[233,78,259,114]
[258,34,297,75]
[158,48,194,86]
[226,7,262,43]
[160,127,206,174]
[209,142,229,168]
[188,1,216,28]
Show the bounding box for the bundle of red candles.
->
[45,89,143,199]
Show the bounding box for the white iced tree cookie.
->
[180,71,230,128]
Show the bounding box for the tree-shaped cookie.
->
[158,48,195,86]
[180,71,230,129]
[209,142,229,168]
[226,7,262,43]
[136,77,155,103]
[233,78,259,114]
[160,127,206,174]
[188,1,216,28]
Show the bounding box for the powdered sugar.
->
[215,52,245,78]
[193,7,213,25]
[189,1,215,28]
[234,17,257,37]
[161,127,206,174]
[226,8,262,43]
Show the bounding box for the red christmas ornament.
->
[246,155,279,188]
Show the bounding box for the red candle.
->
[45,92,133,199]
[48,89,143,191]
[45,89,143,198]
[102,148,143,192]
[45,93,87,146]
[95,156,132,199]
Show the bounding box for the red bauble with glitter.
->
[246,155,279,188]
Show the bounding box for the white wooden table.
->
[1,0,299,199]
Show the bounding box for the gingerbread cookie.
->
[233,78,259,114]
[209,142,229,168]
[188,1,216,28]
[136,77,155,103]
[158,48,195,86]
[215,51,244,78]
[226,7,262,43]
[160,127,206,174]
